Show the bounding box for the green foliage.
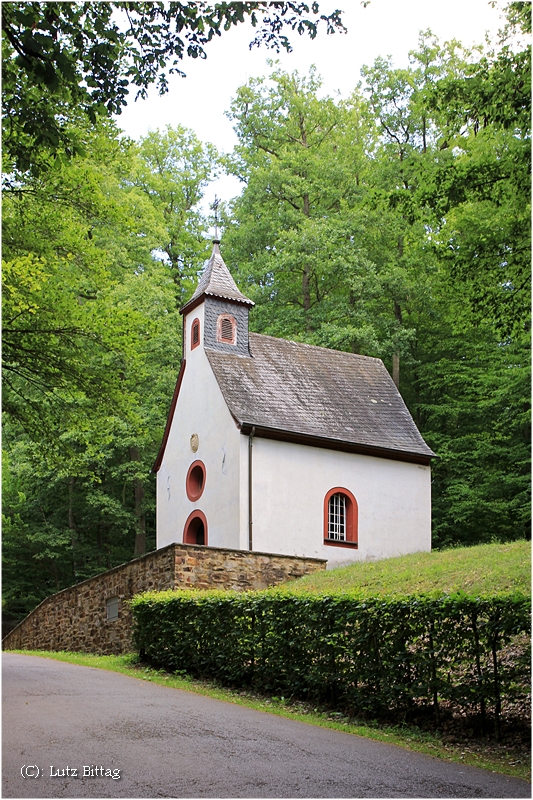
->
[133,124,218,300]
[2,2,345,175]
[131,587,530,736]
[224,65,379,344]
[223,19,530,550]
[3,3,530,627]
[418,327,531,547]
[421,8,531,337]
[2,119,213,621]
[3,119,164,437]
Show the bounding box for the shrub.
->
[130,589,531,738]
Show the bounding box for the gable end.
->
[153,359,186,473]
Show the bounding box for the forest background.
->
[2,2,530,628]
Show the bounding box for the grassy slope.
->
[286,540,531,597]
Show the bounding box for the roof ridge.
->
[249,332,383,364]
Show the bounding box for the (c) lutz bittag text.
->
[49,765,121,780]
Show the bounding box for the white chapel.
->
[154,241,435,567]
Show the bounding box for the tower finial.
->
[210,195,220,242]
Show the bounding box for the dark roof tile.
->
[182,243,254,312]
[206,333,435,459]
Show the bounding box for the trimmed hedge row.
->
[130,590,530,736]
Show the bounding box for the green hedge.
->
[130,590,530,737]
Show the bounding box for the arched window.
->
[324,488,358,548]
[183,510,208,546]
[186,460,206,501]
[217,314,236,345]
[191,318,200,350]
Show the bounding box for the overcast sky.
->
[116,0,506,217]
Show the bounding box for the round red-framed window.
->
[186,460,206,501]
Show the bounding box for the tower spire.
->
[180,236,254,315]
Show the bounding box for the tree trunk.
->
[68,476,78,580]
[393,300,403,389]
[392,353,400,389]
[96,523,102,569]
[302,269,311,313]
[130,446,146,558]
[302,192,312,325]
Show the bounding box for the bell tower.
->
[180,239,254,358]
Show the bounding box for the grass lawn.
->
[9,649,531,784]
[287,540,531,597]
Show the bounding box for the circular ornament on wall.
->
[190,433,199,453]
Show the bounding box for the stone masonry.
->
[2,543,325,656]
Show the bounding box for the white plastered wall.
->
[248,437,431,566]
[156,303,242,550]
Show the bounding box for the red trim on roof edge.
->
[153,359,186,473]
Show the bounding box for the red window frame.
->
[216,314,236,345]
[323,487,358,548]
[191,318,201,350]
[183,510,208,546]
[186,460,206,501]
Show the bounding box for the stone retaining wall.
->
[2,543,325,655]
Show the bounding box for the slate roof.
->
[181,242,254,312]
[206,333,435,461]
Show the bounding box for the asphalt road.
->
[2,653,530,799]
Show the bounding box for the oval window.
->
[186,460,206,501]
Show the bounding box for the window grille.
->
[217,314,236,344]
[192,320,199,345]
[221,317,233,341]
[328,493,346,540]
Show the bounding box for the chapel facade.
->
[154,241,435,567]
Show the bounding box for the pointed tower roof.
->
[181,240,254,315]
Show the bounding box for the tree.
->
[224,65,381,348]
[222,21,530,551]
[2,256,185,617]
[359,31,473,387]
[2,2,345,175]
[133,125,217,303]
[223,54,445,388]
[2,119,163,438]
[410,6,531,546]
[421,3,531,336]
[2,118,198,620]
[416,318,530,548]
[3,2,352,620]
